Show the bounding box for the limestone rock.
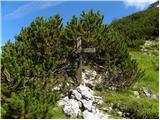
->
[133,91,140,98]
[81,99,93,111]
[70,90,82,101]
[58,96,69,106]
[63,99,81,117]
[82,70,97,87]
[142,87,152,97]
[83,110,109,119]
[117,111,123,116]
[151,94,159,99]
[77,84,94,100]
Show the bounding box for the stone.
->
[133,91,140,98]
[63,99,81,117]
[110,103,114,107]
[81,99,93,111]
[94,99,104,105]
[94,96,102,99]
[53,83,63,91]
[83,110,95,119]
[70,90,82,101]
[151,94,158,99]
[77,84,94,100]
[91,106,99,114]
[142,87,151,97]
[78,101,82,108]
[83,110,109,119]
[96,75,102,84]
[82,70,97,87]
[58,96,69,106]
[108,107,112,112]
[101,107,112,112]
[117,111,123,116]
[108,86,116,90]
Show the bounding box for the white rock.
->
[94,99,104,105]
[82,70,97,87]
[142,87,151,97]
[83,110,109,119]
[117,111,123,116]
[151,94,158,99]
[70,90,82,101]
[53,83,63,91]
[77,84,94,100]
[91,106,99,114]
[63,99,81,117]
[94,96,102,99]
[105,107,112,112]
[83,110,95,119]
[78,101,82,108]
[133,91,140,98]
[81,99,93,111]
[58,96,69,106]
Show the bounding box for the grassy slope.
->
[95,40,159,118]
[130,50,158,93]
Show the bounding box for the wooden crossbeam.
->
[83,48,96,53]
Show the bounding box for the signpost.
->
[76,37,96,81]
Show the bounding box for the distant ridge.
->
[149,0,159,8]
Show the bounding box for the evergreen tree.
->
[1,10,143,118]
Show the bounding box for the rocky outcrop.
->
[58,69,111,119]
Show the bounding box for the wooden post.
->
[77,37,82,81]
[76,37,96,81]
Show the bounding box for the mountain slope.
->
[110,7,159,48]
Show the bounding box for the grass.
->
[95,41,159,119]
[129,49,159,93]
[46,105,69,119]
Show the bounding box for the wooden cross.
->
[76,37,96,81]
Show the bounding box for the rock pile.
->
[58,69,111,119]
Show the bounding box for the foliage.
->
[63,9,143,90]
[111,8,159,48]
[46,105,68,119]
[95,87,159,119]
[130,50,159,93]
[1,10,143,118]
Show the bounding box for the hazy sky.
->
[1,0,156,45]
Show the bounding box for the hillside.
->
[1,8,159,119]
[110,7,159,48]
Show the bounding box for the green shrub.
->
[46,106,68,119]
[104,90,159,119]
[111,8,159,48]
[1,10,143,118]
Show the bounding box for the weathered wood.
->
[77,37,82,53]
[83,48,96,53]
[76,37,96,81]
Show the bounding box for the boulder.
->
[53,83,63,91]
[151,94,159,99]
[117,111,123,116]
[63,99,81,117]
[77,84,94,100]
[133,91,140,98]
[58,96,69,106]
[142,87,152,97]
[94,99,104,105]
[82,70,97,87]
[81,99,93,111]
[83,110,109,119]
[70,90,82,101]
